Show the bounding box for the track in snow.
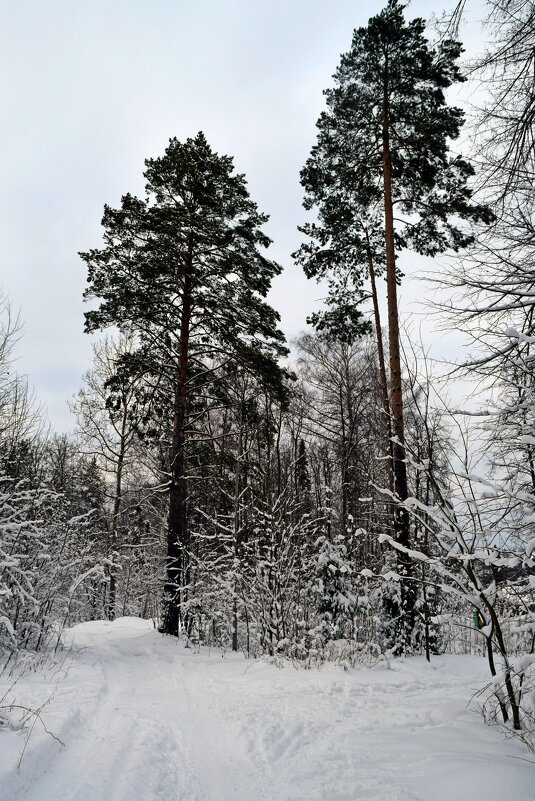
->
[1,618,533,801]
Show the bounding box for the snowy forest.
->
[1,0,534,798]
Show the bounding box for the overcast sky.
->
[0,0,488,430]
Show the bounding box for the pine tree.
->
[295,0,492,649]
[80,133,288,636]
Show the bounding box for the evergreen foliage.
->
[295,0,494,652]
[80,133,288,635]
[296,0,493,338]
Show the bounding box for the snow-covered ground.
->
[0,617,532,801]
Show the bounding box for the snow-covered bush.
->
[0,476,110,669]
[376,457,535,742]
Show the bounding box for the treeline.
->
[1,0,533,742]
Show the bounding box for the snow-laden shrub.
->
[375,452,535,743]
[0,477,108,667]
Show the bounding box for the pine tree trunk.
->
[232,403,245,652]
[367,242,394,495]
[382,63,416,650]
[161,269,192,636]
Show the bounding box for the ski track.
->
[1,618,533,801]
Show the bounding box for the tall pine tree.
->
[81,133,288,635]
[295,0,492,649]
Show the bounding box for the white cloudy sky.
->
[0,0,488,430]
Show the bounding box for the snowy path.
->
[1,618,533,801]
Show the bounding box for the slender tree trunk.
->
[367,241,394,495]
[339,381,348,525]
[107,396,129,619]
[382,59,415,649]
[483,602,521,729]
[161,268,193,636]
[232,398,245,652]
[106,448,123,620]
[422,468,432,662]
